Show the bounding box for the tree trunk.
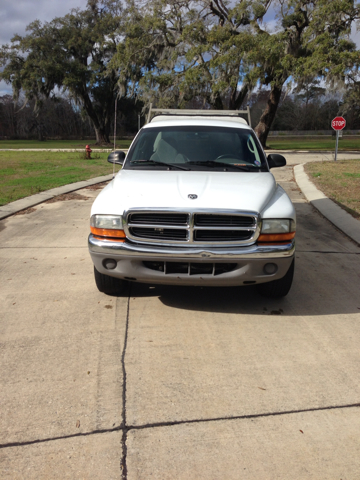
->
[94,126,110,145]
[229,84,249,110]
[37,122,44,141]
[208,93,224,110]
[82,92,112,145]
[254,84,283,148]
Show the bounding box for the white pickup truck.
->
[88,109,296,298]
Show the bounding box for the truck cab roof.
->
[145,115,250,130]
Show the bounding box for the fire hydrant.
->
[85,144,92,159]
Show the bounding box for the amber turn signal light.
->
[90,226,126,239]
[258,232,295,243]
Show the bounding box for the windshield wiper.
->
[187,160,251,172]
[130,159,189,171]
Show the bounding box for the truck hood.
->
[92,170,278,215]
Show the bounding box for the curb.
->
[0,149,129,220]
[0,174,114,221]
[294,164,360,246]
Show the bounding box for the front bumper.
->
[88,235,295,286]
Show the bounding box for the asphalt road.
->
[1,167,360,479]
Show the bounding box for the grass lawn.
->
[304,159,360,218]
[0,139,133,150]
[0,151,121,206]
[267,136,360,151]
[1,136,359,151]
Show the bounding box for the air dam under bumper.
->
[88,235,295,286]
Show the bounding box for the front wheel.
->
[256,259,294,298]
[94,267,126,295]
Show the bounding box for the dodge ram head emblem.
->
[188,194,198,199]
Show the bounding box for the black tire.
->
[256,259,295,298]
[94,267,126,295]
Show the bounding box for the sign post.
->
[331,116,346,161]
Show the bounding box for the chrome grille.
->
[129,213,189,226]
[125,210,259,246]
[194,230,252,242]
[129,227,188,241]
[194,214,254,227]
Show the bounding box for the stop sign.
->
[332,116,346,130]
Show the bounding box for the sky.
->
[0,0,88,95]
[0,0,88,46]
[0,0,359,96]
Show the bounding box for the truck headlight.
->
[90,215,126,239]
[258,219,296,243]
[261,219,296,234]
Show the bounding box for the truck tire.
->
[256,259,294,298]
[94,267,126,295]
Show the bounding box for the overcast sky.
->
[0,0,88,46]
[0,1,359,96]
[0,0,88,95]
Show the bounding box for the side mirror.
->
[107,150,126,165]
[267,153,286,169]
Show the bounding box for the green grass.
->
[1,136,358,151]
[267,136,360,151]
[0,151,121,205]
[0,139,133,150]
[304,159,360,218]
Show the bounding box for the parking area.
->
[1,165,360,479]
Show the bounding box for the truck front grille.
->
[194,214,254,227]
[125,211,258,246]
[194,230,252,242]
[130,227,188,241]
[129,213,189,226]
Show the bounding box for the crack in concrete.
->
[120,287,131,480]
[129,402,360,431]
[1,402,360,450]
[0,426,123,449]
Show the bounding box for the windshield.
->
[124,125,266,171]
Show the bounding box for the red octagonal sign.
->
[332,116,346,130]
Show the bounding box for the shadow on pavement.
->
[129,261,360,316]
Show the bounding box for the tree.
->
[271,92,341,131]
[0,95,16,138]
[0,93,100,139]
[0,0,125,144]
[116,0,261,110]
[339,67,360,128]
[207,0,360,146]
[119,0,359,146]
[112,0,205,109]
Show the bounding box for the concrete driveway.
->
[1,166,360,479]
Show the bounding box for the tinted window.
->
[125,126,266,170]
